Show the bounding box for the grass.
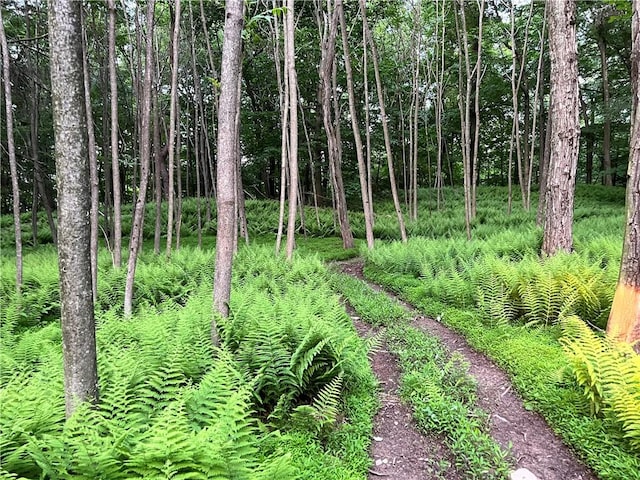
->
[332,269,513,479]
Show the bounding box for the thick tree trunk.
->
[360,0,407,242]
[213,0,244,344]
[107,0,122,268]
[124,0,156,317]
[337,0,374,249]
[0,10,23,293]
[607,0,640,347]
[48,0,98,417]
[542,0,580,256]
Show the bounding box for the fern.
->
[561,316,640,453]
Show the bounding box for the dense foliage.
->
[0,246,376,479]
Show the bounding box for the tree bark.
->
[48,0,98,417]
[124,0,156,317]
[0,9,23,293]
[542,0,580,256]
[213,0,244,344]
[606,0,640,347]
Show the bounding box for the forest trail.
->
[336,259,597,480]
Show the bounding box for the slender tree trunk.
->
[537,104,552,227]
[363,18,374,220]
[606,0,640,348]
[107,0,122,268]
[235,75,249,245]
[285,0,299,259]
[470,0,485,219]
[273,0,288,255]
[360,0,407,242]
[435,0,446,209]
[80,7,99,304]
[124,0,156,317]
[542,0,580,256]
[152,70,162,254]
[166,0,181,258]
[337,0,374,248]
[598,32,613,187]
[48,0,98,417]
[213,0,244,344]
[0,10,22,293]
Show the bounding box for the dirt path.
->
[348,308,463,480]
[337,259,597,480]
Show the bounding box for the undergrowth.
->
[1,247,376,479]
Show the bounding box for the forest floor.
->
[336,259,596,480]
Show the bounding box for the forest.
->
[1,0,640,479]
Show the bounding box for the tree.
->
[285,0,299,259]
[212,0,244,344]
[319,0,353,250]
[606,0,640,348]
[48,0,98,416]
[107,0,122,268]
[541,0,580,256]
[124,0,156,317]
[337,0,374,249]
[360,0,407,243]
[0,9,23,293]
[166,0,182,258]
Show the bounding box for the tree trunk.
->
[213,0,244,344]
[285,0,299,259]
[598,31,613,187]
[153,70,162,254]
[541,0,580,256]
[320,0,353,250]
[0,10,23,293]
[166,0,181,258]
[48,0,98,417]
[360,0,407,242]
[606,0,640,348]
[80,7,99,304]
[337,0,374,249]
[124,0,156,317]
[107,0,122,268]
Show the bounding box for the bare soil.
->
[336,259,597,480]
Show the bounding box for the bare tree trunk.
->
[166,0,181,258]
[235,75,249,245]
[537,104,552,227]
[0,10,23,293]
[363,18,374,221]
[273,0,289,255]
[152,70,162,254]
[80,6,99,304]
[320,0,353,250]
[124,0,156,317]
[107,0,122,268]
[470,0,485,219]
[213,0,244,344]
[542,0,580,256]
[360,0,407,242]
[435,0,446,209]
[337,0,374,249]
[48,0,98,417]
[285,0,299,259]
